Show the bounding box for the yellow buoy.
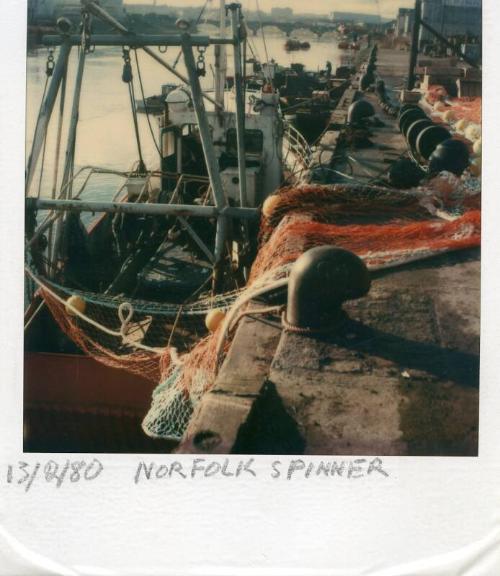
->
[473,138,482,157]
[465,124,481,142]
[455,118,468,132]
[65,295,86,316]
[443,109,456,123]
[262,195,280,219]
[205,309,225,332]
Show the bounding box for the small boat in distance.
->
[136,83,177,115]
[285,39,301,51]
[284,39,311,51]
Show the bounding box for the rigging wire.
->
[128,80,146,172]
[255,0,270,71]
[36,74,50,199]
[122,48,147,173]
[133,48,162,158]
[47,52,69,273]
[50,60,68,200]
[239,0,270,85]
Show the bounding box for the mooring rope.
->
[25,265,166,356]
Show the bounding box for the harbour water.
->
[26,33,343,200]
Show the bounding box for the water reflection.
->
[26,35,342,199]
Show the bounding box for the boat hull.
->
[24,352,176,453]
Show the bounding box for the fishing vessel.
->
[24,0,481,456]
[24,0,317,451]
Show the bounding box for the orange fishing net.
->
[41,289,163,383]
[449,97,482,124]
[36,179,481,439]
[425,84,448,104]
[251,210,480,281]
[425,85,482,125]
[260,184,431,235]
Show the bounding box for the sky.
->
[124,0,415,19]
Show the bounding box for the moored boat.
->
[24,0,317,451]
[24,1,482,456]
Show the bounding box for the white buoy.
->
[465,124,481,142]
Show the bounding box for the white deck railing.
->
[283,120,312,180]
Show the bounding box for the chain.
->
[46,49,54,77]
[281,311,346,335]
[81,9,94,53]
[196,46,206,77]
[122,47,133,83]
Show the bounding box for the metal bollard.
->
[285,246,371,332]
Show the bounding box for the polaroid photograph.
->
[1,0,499,574]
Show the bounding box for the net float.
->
[65,295,86,316]
[473,138,482,156]
[428,138,470,176]
[416,124,452,160]
[465,124,481,142]
[443,109,456,123]
[205,309,226,332]
[399,107,427,134]
[455,118,469,132]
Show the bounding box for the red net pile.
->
[449,97,482,125]
[425,85,482,125]
[38,180,481,439]
[251,184,480,281]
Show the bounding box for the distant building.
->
[420,0,481,42]
[396,8,415,37]
[29,0,126,24]
[125,3,177,16]
[270,7,293,20]
[331,11,382,25]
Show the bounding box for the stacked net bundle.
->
[259,181,480,243]
[31,178,481,441]
[425,85,449,105]
[448,97,482,125]
[425,85,482,125]
[251,210,480,280]
[259,184,437,243]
